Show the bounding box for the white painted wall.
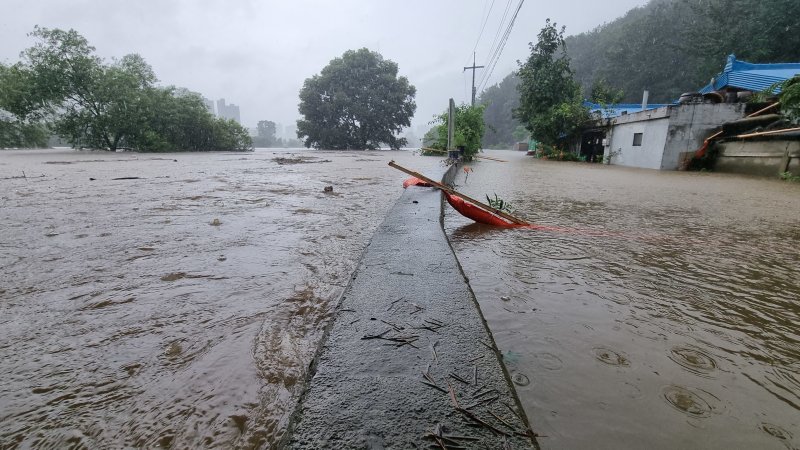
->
[603,103,746,170]
[606,116,670,170]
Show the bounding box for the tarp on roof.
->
[699,54,800,94]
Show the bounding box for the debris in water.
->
[323,186,333,193]
[210,218,221,226]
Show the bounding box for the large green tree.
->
[296,48,416,150]
[1,26,251,151]
[515,20,588,147]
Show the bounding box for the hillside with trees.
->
[480,0,800,146]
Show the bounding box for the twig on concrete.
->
[361,329,392,340]
[379,319,403,331]
[420,380,447,393]
[473,366,478,385]
[448,372,470,385]
[463,395,499,410]
[446,380,461,409]
[488,410,516,431]
[456,408,508,436]
[502,402,523,422]
[473,389,499,400]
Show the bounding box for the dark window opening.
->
[632,133,643,146]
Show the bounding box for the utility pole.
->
[463,52,485,107]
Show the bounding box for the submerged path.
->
[283,166,537,449]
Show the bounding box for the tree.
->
[428,104,487,161]
[254,120,279,147]
[296,48,416,150]
[515,20,588,147]
[3,27,251,152]
[0,62,50,148]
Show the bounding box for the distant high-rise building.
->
[216,98,241,124]
[202,97,215,115]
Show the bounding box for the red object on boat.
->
[403,177,432,188]
[444,192,516,227]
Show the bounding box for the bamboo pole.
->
[734,126,800,139]
[388,161,529,225]
[420,147,508,163]
[692,102,781,158]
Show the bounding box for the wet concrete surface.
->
[284,166,536,449]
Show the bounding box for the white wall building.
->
[604,103,746,170]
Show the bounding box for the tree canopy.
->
[515,20,588,147]
[296,48,416,150]
[427,104,487,161]
[0,27,251,151]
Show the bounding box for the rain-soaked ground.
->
[444,150,800,450]
[0,148,441,448]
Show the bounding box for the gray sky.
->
[1,0,648,136]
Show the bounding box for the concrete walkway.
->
[282,166,537,449]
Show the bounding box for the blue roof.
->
[699,54,800,94]
[584,102,669,118]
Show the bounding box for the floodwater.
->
[0,148,439,449]
[444,151,800,449]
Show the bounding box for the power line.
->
[470,0,496,58]
[482,0,514,71]
[477,0,524,93]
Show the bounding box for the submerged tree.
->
[428,104,487,161]
[296,48,416,150]
[515,20,588,148]
[1,26,251,151]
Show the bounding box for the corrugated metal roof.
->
[698,54,800,94]
[584,102,669,118]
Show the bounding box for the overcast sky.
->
[1,0,648,136]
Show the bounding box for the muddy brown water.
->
[445,150,800,449]
[0,148,441,449]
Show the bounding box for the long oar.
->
[388,161,529,225]
[420,147,508,163]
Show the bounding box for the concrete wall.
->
[605,109,670,170]
[715,139,800,177]
[603,103,746,171]
[661,103,745,170]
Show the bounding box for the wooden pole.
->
[420,147,508,163]
[734,126,800,139]
[388,161,529,225]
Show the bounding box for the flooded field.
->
[0,148,439,448]
[445,151,800,449]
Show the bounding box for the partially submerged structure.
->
[581,55,800,171]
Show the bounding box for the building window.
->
[632,133,643,146]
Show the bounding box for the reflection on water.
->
[445,151,800,450]
[0,148,438,448]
